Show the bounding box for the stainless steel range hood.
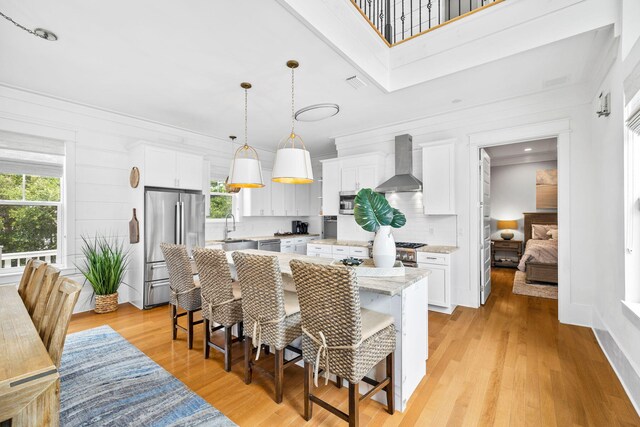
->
[375,134,422,193]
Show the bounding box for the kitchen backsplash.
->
[337,192,457,246]
[205,216,322,241]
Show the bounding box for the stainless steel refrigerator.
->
[144,188,205,308]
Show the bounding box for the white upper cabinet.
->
[295,184,310,216]
[176,153,203,190]
[283,185,296,216]
[421,142,455,215]
[357,165,379,190]
[244,169,272,216]
[144,146,203,190]
[271,181,285,216]
[322,160,340,216]
[340,167,358,192]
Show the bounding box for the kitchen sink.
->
[221,239,258,251]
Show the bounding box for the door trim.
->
[468,119,588,326]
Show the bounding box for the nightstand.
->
[491,239,522,268]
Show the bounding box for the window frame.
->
[0,173,64,273]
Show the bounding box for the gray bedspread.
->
[518,239,558,271]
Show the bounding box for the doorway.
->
[480,139,559,304]
[468,120,572,322]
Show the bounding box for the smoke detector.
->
[346,75,367,89]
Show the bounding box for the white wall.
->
[333,82,595,323]
[490,160,558,240]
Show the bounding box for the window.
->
[0,173,61,268]
[208,180,235,219]
[0,148,64,270]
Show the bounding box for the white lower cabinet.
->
[306,243,370,260]
[418,251,456,314]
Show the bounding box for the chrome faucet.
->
[224,213,236,241]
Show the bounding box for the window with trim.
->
[208,180,235,220]
[0,150,64,270]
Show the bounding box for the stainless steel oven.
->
[339,191,356,215]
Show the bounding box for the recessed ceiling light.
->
[451,99,462,104]
[295,103,340,122]
[524,148,532,152]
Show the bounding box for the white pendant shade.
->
[272,147,313,184]
[228,157,264,188]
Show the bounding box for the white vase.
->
[373,225,396,268]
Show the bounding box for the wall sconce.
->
[596,92,610,117]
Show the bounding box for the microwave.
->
[339,191,356,215]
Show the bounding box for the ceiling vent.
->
[346,75,367,89]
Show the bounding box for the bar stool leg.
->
[348,382,359,427]
[238,321,244,341]
[275,349,284,403]
[386,352,395,414]
[304,361,313,421]
[171,304,177,340]
[335,376,343,388]
[224,326,233,372]
[244,336,252,384]
[204,319,211,359]
[187,311,194,349]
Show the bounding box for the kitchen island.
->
[227,249,430,412]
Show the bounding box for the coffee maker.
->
[292,220,302,234]
[300,222,309,234]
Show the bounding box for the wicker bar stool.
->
[160,243,203,349]
[232,251,303,404]
[193,248,244,371]
[290,259,396,426]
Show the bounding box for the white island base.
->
[228,250,430,412]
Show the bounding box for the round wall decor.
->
[129,167,140,188]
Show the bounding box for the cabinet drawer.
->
[294,238,306,244]
[349,247,369,258]
[307,244,332,254]
[281,239,294,245]
[417,252,448,265]
[332,246,350,256]
[494,241,520,250]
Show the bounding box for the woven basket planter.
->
[95,292,118,314]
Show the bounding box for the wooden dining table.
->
[0,285,60,426]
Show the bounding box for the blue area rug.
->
[60,325,235,427]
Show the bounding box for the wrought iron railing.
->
[0,249,57,269]
[352,0,504,46]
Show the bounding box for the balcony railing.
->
[0,249,58,269]
[352,0,504,46]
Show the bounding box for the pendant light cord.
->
[0,10,48,40]
[244,87,249,147]
[291,66,295,141]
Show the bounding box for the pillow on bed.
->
[532,224,557,240]
[547,228,558,240]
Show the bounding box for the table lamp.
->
[497,220,517,240]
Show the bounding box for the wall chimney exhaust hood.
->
[375,134,422,193]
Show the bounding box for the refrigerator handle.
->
[175,201,181,244]
[180,201,185,246]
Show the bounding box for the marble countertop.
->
[416,245,459,254]
[228,249,430,296]
[311,239,372,248]
[206,234,319,245]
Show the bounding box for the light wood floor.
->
[68,269,639,426]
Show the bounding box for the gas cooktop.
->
[395,242,427,249]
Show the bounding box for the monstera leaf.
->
[354,188,406,232]
[390,208,407,228]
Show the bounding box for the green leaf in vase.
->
[390,208,407,228]
[353,188,394,232]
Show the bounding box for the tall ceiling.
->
[0,0,609,155]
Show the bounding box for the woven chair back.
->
[290,259,362,347]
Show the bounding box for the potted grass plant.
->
[354,188,406,268]
[78,235,129,314]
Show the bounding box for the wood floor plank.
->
[66,268,640,426]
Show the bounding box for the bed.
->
[518,212,558,284]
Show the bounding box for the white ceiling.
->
[0,1,609,155]
[486,138,557,167]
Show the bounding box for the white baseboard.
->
[592,320,640,416]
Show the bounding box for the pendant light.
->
[228,82,265,189]
[224,136,241,193]
[272,60,314,184]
